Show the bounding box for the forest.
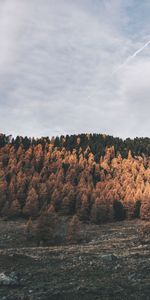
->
[0,132,150,223]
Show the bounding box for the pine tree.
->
[36,210,56,245]
[67,215,81,243]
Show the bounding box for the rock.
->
[0,272,20,286]
[101,254,118,262]
[128,273,136,281]
[114,264,120,270]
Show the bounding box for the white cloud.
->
[0,0,150,138]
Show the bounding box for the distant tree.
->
[77,193,90,221]
[91,198,109,224]
[140,183,150,220]
[62,196,74,215]
[140,198,150,220]
[0,168,7,212]
[38,183,48,208]
[36,211,56,245]
[51,188,61,212]
[67,215,81,243]
[2,132,150,225]
[113,200,126,221]
[134,200,141,218]
[23,187,39,217]
[25,217,33,239]
[9,199,21,217]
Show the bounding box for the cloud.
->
[0,0,150,138]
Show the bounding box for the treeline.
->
[2,132,150,158]
[0,132,150,222]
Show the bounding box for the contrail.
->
[113,40,150,74]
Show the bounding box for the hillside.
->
[0,218,150,299]
[0,133,150,222]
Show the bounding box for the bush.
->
[113,200,126,221]
[134,200,141,218]
[67,215,81,243]
[36,211,57,246]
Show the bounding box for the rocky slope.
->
[0,219,150,300]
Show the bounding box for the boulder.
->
[101,254,118,262]
[0,272,20,286]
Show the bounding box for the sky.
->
[0,0,150,139]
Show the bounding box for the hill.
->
[0,132,150,222]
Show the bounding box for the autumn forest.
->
[0,133,150,223]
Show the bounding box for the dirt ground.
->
[0,218,150,300]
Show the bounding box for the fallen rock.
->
[101,254,118,262]
[0,272,20,286]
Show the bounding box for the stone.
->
[101,254,118,262]
[0,272,20,286]
[114,264,120,270]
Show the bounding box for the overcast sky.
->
[0,0,150,139]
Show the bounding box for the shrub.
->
[36,211,57,245]
[113,200,126,221]
[67,215,81,243]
